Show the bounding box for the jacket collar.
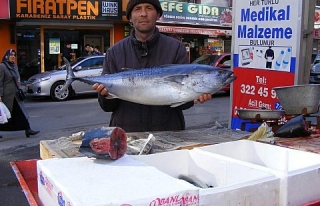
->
[130,27,160,50]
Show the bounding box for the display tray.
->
[10,155,320,206]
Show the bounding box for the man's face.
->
[130,3,160,34]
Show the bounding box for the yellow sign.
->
[49,38,60,55]
[16,0,99,19]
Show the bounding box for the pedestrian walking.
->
[0,49,39,138]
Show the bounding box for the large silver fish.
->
[61,57,236,107]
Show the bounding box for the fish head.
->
[215,68,236,86]
[185,65,236,95]
[200,67,235,89]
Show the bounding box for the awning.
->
[157,25,232,37]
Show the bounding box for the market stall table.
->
[12,127,250,206]
[12,126,320,206]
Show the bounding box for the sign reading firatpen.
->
[12,0,121,20]
[231,0,302,131]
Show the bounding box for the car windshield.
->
[57,57,88,70]
[312,54,320,65]
[192,55,221,65]
[312,63,320,72]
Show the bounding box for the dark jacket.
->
[98,28,192,132]
[82,50,90,57]
[62,46,72,62]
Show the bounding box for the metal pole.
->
[297,0,316,84]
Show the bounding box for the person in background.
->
[93,46,103,55]
[81,44,91,57]
[90,45,95,55]
[0,49,40,138]
[93,0,211,132]
[62,42,72,62]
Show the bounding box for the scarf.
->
[1,49,16,63]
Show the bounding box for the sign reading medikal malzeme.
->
[231,0,302,130]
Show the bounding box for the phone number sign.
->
[231,67,294,130]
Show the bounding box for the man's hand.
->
[194,93,212,104]
[93,83,108,96]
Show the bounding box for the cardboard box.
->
[37,155,199,206]
[133,149,280,206]
[196,140,320,206]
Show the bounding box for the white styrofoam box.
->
[195,140,320,206]
[133,149,280,206]
[37,155,199,206]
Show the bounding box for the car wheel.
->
[50,81,72,101]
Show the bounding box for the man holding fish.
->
[92,0,213,132]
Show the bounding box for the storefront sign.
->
[231,0,302,131]
[124,24,130,37]
[0,0,10,19]
[157,25,231,36]
[11,0,122,20]
[314,29,320,39]
[159,1,232,26]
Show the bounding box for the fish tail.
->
[60,57,75,93]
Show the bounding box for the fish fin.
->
[170,101,188,107]
[104,92,118,99]
[164,74,189,84]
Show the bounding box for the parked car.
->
[191,53,232,93]
[311,53,320,66]
[26,55,105,101]
[310,62,320,84]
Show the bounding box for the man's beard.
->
[134,25,155,34]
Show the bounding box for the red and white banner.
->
[157,25,232,36]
